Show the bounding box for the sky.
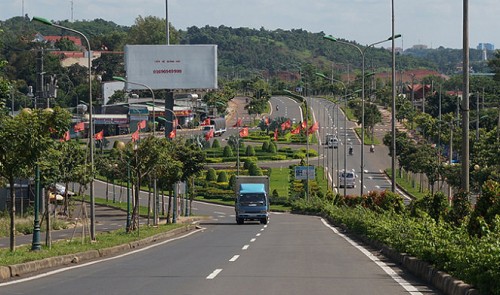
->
[2,0,499,50]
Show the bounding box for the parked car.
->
[55,184,75,197]
[339,170,356,188]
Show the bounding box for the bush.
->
[268,142,277,154]
[245,145,256,156]
[248,162,263,176]
[243,158,255,169]
[223,145,234,157]
[262,141,269,152]
[409,191,449,221]
[211,139,220,148]
[217,171,228,183]
[206,168,217,181]
[228,175,237,190]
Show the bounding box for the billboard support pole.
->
[165,91,174,139]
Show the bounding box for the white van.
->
[326,134,339,149]
[339,170,356,188]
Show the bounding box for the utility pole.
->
[462,0,470,193]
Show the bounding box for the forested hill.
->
[178,25,437,78]
[1,16,491,78]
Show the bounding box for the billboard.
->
[124,45,218,90]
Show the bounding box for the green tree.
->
[488,50,500,82]
[0,107,71,251]
[127,16,179,45]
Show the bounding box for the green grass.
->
[354,128,381,145]
[0,223,183,266]
[270,167,290,197]
[386,168,428,199]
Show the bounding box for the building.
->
[477,43,495,51]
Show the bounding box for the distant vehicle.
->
[234,176,270,225]
[339,170,356,188]
[326,134,339,149]
[202,117,226,137]
[55,184,75,197]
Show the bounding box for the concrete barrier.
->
[0,266,11,280]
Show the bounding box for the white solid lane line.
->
[321,219,422,294]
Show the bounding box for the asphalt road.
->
[1,204,440,295]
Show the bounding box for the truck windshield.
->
[239,194,266,204]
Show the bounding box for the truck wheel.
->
[260,218,268,225]
[236,218,244,224]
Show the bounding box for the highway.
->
[0,96,432,293]
[1,202,438,294]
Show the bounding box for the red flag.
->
[73,122,85,132]
[232,118,242,127]
[60,131,70,142]
[290,126,301,135]
[239,127,249,137]
[273,128,278,141]
[281,119,291,131]
[131,129,140,142]
[280,122,287,131]
[308,122,319,134]
[94,130,104,140]
[205,129,214,141]
[301,120,307,130]
[201,118,211,126]
[137,120,147,130]
[168,130,176,139]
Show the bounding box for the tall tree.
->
[0,107,71,251]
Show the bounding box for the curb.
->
[1,225,197,282]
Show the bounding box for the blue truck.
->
[234,176,270,225]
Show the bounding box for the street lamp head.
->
[388,34,402,41]
[323,35,337,42]
[113,76,127,83]
[32,16,53,26]
[315,72,328,79]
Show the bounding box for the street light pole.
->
[323,34,401,196]
[391,0,397,193]
[33,16,96,241]
[113,76,160,225]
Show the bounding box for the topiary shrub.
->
[228,174,237,190]
[248,162,263,176]
[211,139,221,148]
[223,145,234,157]
[206,168,217,181]
[217,171,228,183]
[245,145,256,156]
[268,142,277,154]
[262,141,269,152]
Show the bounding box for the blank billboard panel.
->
[125,45,217,90]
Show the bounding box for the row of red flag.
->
[61,119,177,143]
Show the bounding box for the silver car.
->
[339,170,356,188]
